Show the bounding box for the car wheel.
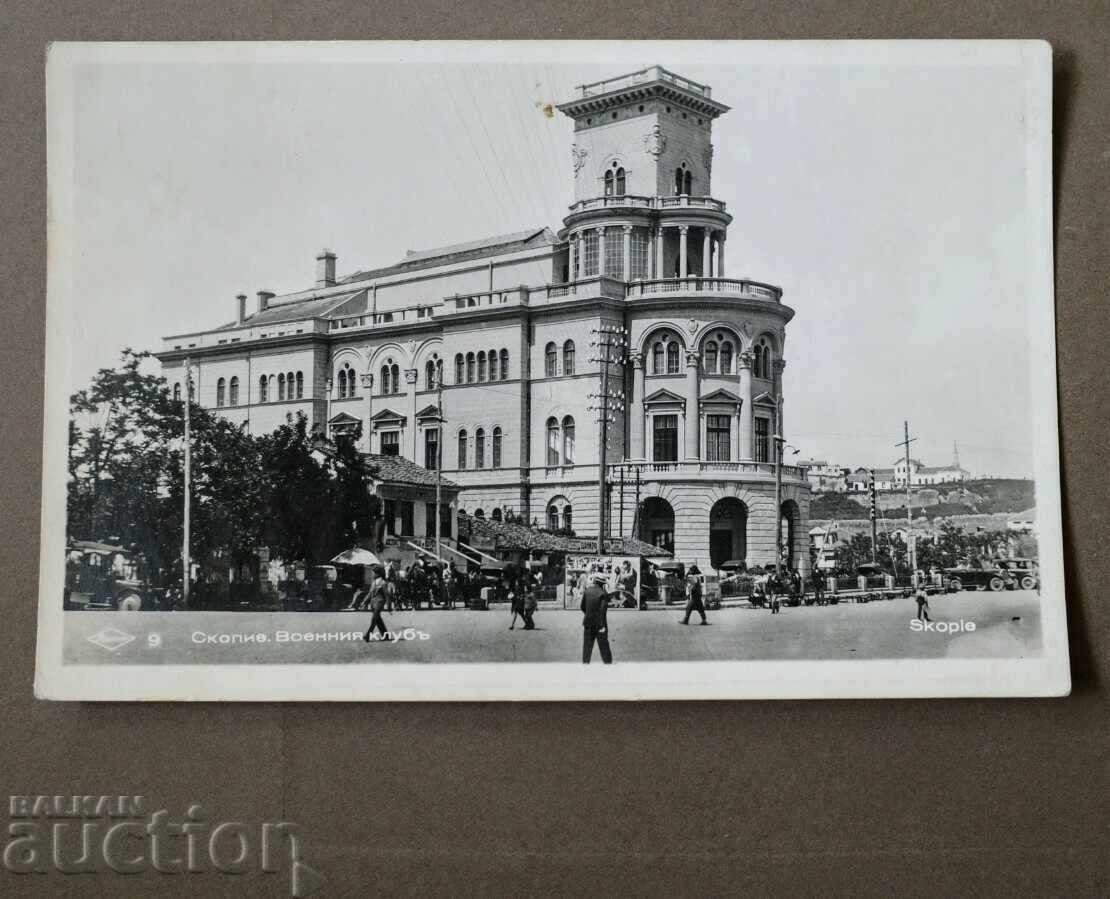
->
[948,578,962,593]
[117,593,142,611]
[988,576,1005,592]
[1020,575,1036,590]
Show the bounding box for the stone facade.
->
[158,65,811,575]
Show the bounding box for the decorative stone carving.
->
[738,351,754,370]
[404,368,418,385]
[740,319,753,338]
[642,124,667,158]
[686,319,698,335]
[571,144,588,173]
[703,144,714,174]
[359,373,374,388]
[685,350,700,367]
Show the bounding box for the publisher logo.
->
[85,627,137,652]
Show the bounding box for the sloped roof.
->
[340,227,557,284]
[461,514,670,558]
[700,388,741,403]
[217,290,364,331]
[364,453,458,489]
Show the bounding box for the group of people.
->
[346,558,495,613]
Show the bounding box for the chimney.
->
[257,290,275,312]
[316,249,337,288]
[235,293,248,324]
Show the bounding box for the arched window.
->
[258,376,267,403]
[337,369,346,399]
[477,351,487,383]
[173,382,182,402]
[295,372,303,399]
[675,167,684,194]
[666,342,681,374]
[426,360,437,389]
[562,415,576,465]
[379,365,390,395]
[563,505,573,531]
[475,428,485,468]
[287,371,295,397]
[492,426,502,468]
[720,342,733,375]
[488,348,498,381]
[704,341,718,374]
[652,342,664,374]
[545,342,557,377]
[563,340,575,376]
[229,376,240,405]
[455,353,464,384]
[391,364,400,393]
[546,417,560,466]
[474,508,485,520]
[615,167,625,195]
[278,373,286,402]
[684,170,693,194]
[755,339,773,379]
[457,430,468,469]
[491,508,502,522]
[547,505,559,530]
[603,169,614,197]
[216,378,226,407]
[499,349,509,380]
[466,352,475,383]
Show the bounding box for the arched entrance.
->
[709,498,748,570]
[780,500,801,570]
[639,497,675,555]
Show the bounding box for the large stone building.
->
[158,66,810,573]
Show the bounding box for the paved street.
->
[63,590,1042,665]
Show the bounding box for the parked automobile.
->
[63,541,157,611]
[993,558,1039,591]
[943,562,1017,593]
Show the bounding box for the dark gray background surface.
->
[1,4,1108,896]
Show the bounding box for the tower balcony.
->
[626,276,783,304]
[567,194,728,215]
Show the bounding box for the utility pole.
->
[434,363,444,567]
[618,466,625,538]
[774,428,784,577]
[869,469,878,564]
[182,358,192,606]
[896,420,918,583]
[588,324,627,555]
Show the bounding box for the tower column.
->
[679,226,689,278]
[647,227,655,280]
[684,350,699,460]
[655,226,665,279]
[405,368,419,460]
[630,351,645,459]
[569,234,577,281]
[717,232,726,277]
[622,225,632,282]
[739,351,753,460]
[597,226,606,277]
[702,228,712,277]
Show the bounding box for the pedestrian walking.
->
[580,573,612,664]
[522,588,537,630]
[681,564,708,625]
[508,588,524,629]
[915,585,931,622]
[363,566,391,642]
[768,572,781,614]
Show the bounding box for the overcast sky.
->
[61,44,1039,478]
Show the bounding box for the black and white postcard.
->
[36,41,1068,699]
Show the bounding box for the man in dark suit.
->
[681,564,707,625]
[580,573,612,664]
[363,565,392,642]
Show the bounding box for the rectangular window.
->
[384,499,397,536]
[424,429,439,470]
[400,501,414,537]
[755,417,770,463]
[381,431,400,456]
[604,229,623,279]
[630,227,649,279]
[581,230,599,277]
[425,503,437,538]
[653,414,679,462]
[707,414,731,462]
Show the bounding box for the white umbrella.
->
[329,548,382,566]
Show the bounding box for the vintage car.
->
[943,562,1018,593]
[993,558,1040,591]
[63,541,156,610]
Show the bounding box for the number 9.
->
[148,633,162,649]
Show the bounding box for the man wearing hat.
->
[681,564,708,625]
[580,572,613,664]
[363,565,392,643]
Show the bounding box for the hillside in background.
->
[810,478,1034,522]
